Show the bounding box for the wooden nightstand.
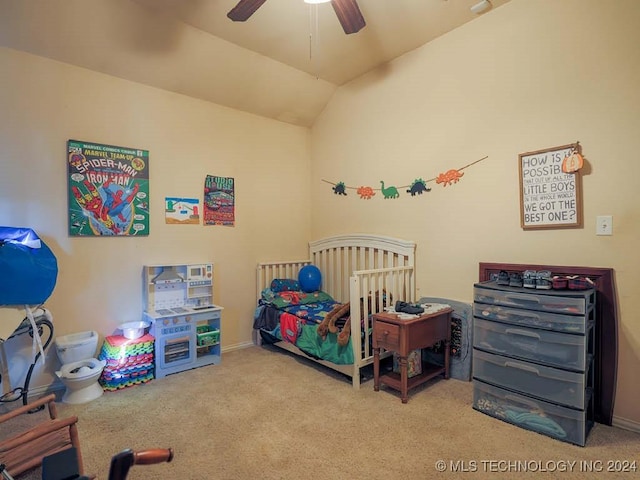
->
[373,308,453,403]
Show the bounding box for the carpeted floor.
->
[4,346,640,479]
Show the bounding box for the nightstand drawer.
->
[374,321,400,350]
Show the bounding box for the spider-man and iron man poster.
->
[67,139,149,236]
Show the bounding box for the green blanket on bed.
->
[295,324,354,365]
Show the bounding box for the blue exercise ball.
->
[298,265,322,292]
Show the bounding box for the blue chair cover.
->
[0,227,58,306]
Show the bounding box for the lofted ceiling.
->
[0,0,511,126]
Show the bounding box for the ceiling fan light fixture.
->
[229,0,365,35]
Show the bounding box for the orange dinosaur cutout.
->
[357,186,375,199]
[436,169,464,187]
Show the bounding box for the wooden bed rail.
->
[350,265,416,372]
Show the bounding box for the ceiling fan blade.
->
[227,0,268,22]
[331,0,366,35]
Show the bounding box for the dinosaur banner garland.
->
[323,156,488,199]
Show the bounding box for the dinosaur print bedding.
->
[253,284,354,364]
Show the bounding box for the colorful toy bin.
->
[98,334,155,391]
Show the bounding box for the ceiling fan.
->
[227,0,366,35]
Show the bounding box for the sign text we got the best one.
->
[518,143,583,230]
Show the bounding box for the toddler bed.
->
[254,234,416,388]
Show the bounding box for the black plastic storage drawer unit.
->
[472,280,596,446]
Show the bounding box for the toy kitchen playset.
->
[143,263,223,378]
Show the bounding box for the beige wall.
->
[311,0,639,426]
[0,47,311,390]
[1,0,638,430]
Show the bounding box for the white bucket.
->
[119,321,150,340]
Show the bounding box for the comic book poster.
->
[203,175,235,226]
[67,139,149,236]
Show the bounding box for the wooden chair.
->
[0,394,87,478]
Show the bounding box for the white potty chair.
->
[55,331,106,404]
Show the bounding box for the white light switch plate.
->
[596,215,613,235]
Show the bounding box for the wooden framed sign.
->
[518,143,583,230]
